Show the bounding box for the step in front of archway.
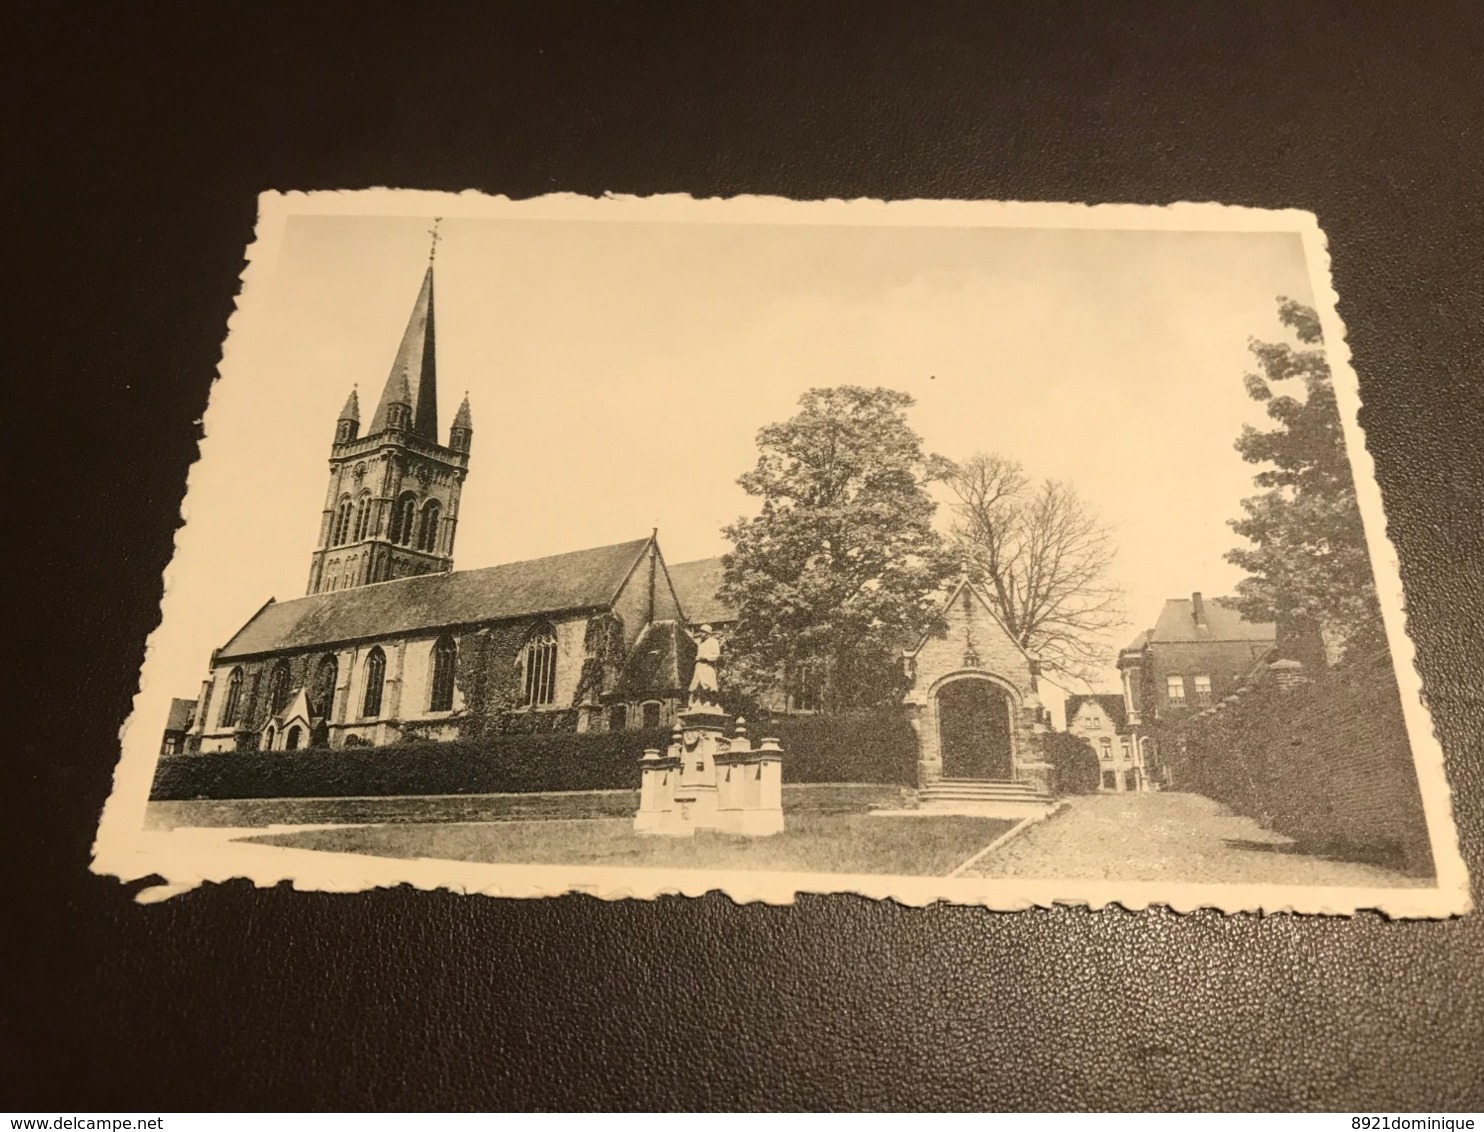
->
[921,779,1051,801]
[905,778,1055,819]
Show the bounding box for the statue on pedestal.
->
[687,624,724,714]
[633,624,785,838]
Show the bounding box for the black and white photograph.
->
[95,191,1468,915]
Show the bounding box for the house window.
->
[429,635,457,712]
[266,659,292,716]
[417,500,442,553]
[218,667,244,728]
[1125,769,1139,792]
[362,647,386,718]
[642,701,662,730]
[311,654,338,719]
[389,492,417,547]
[790,660,823,713]
[285,725,302,751]
[1166,674,1186,704]
[1099,737,1113,761]
[332,495,354,545]
[352,490,373,542]
[522,629,557,707]
[1193,674,1213,706]
[608,704,628,732]
[1102,770,1118,791]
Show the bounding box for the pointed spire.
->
[369,264,438,440]
[452,392,472,430]
[339,385,360,422]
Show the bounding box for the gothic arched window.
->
[285,725,302,751]
[429,635,457,712]
[218,667,244,728]
[389,492,418,546]
[266,659,292,716]
[311,653,338,719]
[362,647,386,718]
[352,490,374,542]
[417,499,442,553]
[332,495,354,545]
[522,627,558,708]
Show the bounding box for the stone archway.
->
[936,678,1014,780]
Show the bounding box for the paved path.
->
[960,791,1426,887]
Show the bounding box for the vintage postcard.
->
[95,191,1470,916]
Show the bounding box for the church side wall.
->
[553,616,588,707]
[192,607,644,752]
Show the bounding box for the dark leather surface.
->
[5,2,1482,1111]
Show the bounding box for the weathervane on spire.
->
[427,217,443,263]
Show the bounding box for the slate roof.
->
[1121,628,1152,654]
[1064,693,1128,732]
[164,697,197,733]
[613,620,698,698]
[369,264,439,441]
[667,557,736,625]
[218,537,653,660]
[1151,597,1276,644]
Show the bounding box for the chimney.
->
[1192,592,1207,629]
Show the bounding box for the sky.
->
[142,207,1322,737]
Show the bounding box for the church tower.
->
[306,240,473,595]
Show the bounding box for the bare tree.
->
[945,453,1125,685]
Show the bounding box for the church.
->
[177,251,1054,803]
[182,255,725,756]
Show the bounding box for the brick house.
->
[1116,592,1277,785]
[159,697,197,757]
[1063,693,1146,793]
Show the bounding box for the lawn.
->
[145,784,906,829]
[243,811,1015,877]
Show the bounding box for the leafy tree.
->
[1043,731,1101,795]
[719,386,958,709]
[945,452,1124,685]
[1225,298,1381,659]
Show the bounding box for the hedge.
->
[151,709,920,800]
[757,710,918,786]
[1165,648,1434,875]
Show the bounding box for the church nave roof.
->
[219,537,657,660]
